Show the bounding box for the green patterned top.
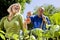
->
[0,14,24,39]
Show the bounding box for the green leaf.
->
[0,33,5,40]
[0,30,5,34]
[12,34,19,40]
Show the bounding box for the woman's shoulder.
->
[17,14,24,22]
[17,14,23,17]
[0,16,7,22]
[1,16,7,20]
[17,14,24,19]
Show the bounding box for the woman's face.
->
[12,5,20,14]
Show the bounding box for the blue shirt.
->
[30,15,50,30]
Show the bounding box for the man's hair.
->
[37,7,45,11]
[27,11,33,15]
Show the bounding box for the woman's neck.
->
[9,12,20,17]
[9,13,15,17]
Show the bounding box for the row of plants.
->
[22,24,60,40]
[1,25,60,40]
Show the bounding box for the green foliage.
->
[12,34,19,40]
[42,5,60,25]
[33,6,39,15]
[22,25,60,40]
[0,30,5,34]
[43,5,56,15]
[31,28,43,37]
[0,33,5,40]
[50,12,60,25]
[29,35,36,40]
[0,30,5,40]
[17,0,31,13]
[0,25,60,40]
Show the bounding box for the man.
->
[26,11,33,30]
[29,7,50,30]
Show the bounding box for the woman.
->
[0,3,25,40]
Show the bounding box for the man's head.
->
[27,11,32,17]
[37,7,45,16]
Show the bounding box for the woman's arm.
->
[18,14,27,32]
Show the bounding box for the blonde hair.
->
[7,3,21,13]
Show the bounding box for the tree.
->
[43,5,57,18]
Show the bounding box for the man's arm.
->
[42,15,50,24]
[30,16,34,24]
[46,17,50,24]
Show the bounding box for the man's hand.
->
[42,15,47,24]
[25,18,31,24]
